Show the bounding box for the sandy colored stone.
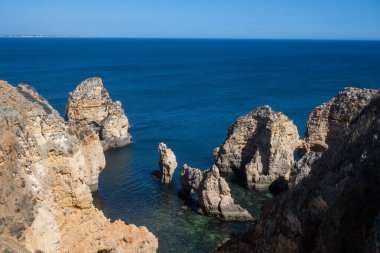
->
[213,105,300,191]
[0,80,158,253]
[66,77,132,150]
[180,164,252,221]
[157,142,177,184]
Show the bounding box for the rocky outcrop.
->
[300,87,379,155]
[66,77,132,150]
[180,164,252,221]
[155,142,178,184]
[216,91,380,253]
[0,81,158,253]
[292,87,379,185]
[213,106,300,191]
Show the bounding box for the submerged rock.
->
[66,77,132,150]
[153,142,178,184]
[0,80,158,253]
[213,105,300,191]
[216,90,380,253]
[180,164,252,221]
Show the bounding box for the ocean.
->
[1,38,380,252]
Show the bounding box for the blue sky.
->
[0,0,379,39]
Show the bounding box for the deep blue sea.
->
[1,38,380,252]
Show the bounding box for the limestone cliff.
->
[180,164,252,221]
[66,77,132,151]
[0,81,158,253]
[216,93,380,253]
[213,106,300,191]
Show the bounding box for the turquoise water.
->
[1,38,380,252]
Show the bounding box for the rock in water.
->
[157,142,178,184]
[216,91,380,253]
[0,81,158,253]
[213,105,300,191]
[300,87,379,155]
[180,164,252,221]
[66,77,132,150]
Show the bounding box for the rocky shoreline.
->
[0,79,157,253]
[216,87,380,252]
[1,76,379,253]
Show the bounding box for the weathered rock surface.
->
[213,105,300,191]
[293,151,322,185]
[216,91,380,253]
[180,164,252,221]
[300,87,379,155]
[156,142,178,184]
[66,77,132,150]
[0,81,158,253]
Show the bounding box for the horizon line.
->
[1,35,380,42]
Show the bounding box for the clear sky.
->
[1,0,380,40]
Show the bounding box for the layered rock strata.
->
[216,92,380,253]
[213,106,300,191]
[155,142,178,184]
[180,164,252,221]
[0,81,158,253]
[66,77,132,150]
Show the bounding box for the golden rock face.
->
[0,80,158,253]
[66,77,132,151]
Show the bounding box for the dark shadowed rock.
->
[216,91,380,253]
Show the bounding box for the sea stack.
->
[157,142,178,184]
[0,80,158,253]
[180,164,252,221]
[213,105,300,191]
[216,90,380,253]
[66,77,132,150]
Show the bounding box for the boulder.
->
[180,164,252,221]
[66,77,132,150]
[214,105,300,191]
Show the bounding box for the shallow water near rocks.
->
[1,38,380,252]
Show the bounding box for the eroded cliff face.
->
[0,81,158,253]
[180,164,252,221]
[216,93,380,253]
[66,77,132,151]
[213,106,300,191]
[300,87,379,155]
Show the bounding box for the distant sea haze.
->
[1,38,379,253]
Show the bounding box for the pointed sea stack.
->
[156,142,178,184]
[66,77,132,150]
